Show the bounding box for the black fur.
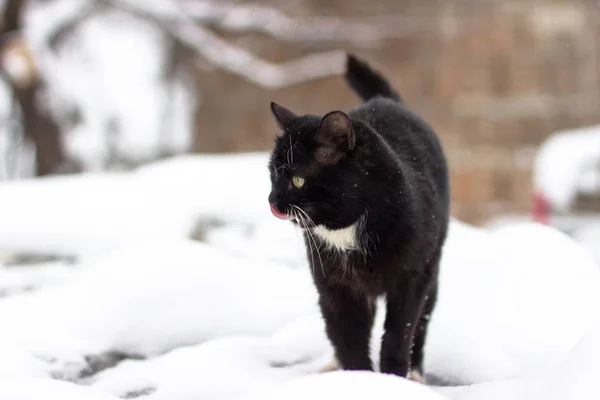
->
[344,54,402,103]
[267,54,450,379]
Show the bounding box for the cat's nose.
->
[269,191,285,206]
[268,191,278,206]
[268,192,289,219]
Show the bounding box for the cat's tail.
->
[344,54,402,103]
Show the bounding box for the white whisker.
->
[293,206,321,278]
[292,211,303,266]
[294,206,325,278]
[288,137,294,165]
[274,164,289,174]
[255,139,271,152]
[295,208,315,278]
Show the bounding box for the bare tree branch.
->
[106,0,347,89]
[177,0,417,45]
[175,23,346,88]
[47,2,111,51]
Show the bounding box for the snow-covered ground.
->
[572,223,600,266]
[0,152,599,399]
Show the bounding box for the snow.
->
[533,124,600,210]
[1,152,600,400]
[571,222,600,264]
[22,0,193,172]
[0,153,271,257]
[0,261,75,297]
[542,317,600,399]
[424,220,600,384]
[0,171,194,257]
[439,316,600,400]
[0,379,120,400]
[0,238,317,381]
[91,313,330,400]
[242,371,449,400]
[201,218,309,269]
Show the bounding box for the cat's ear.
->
[316,111,355,150]
[270,102,297,131]
[314,111,355,164]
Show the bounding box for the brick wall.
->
[191,0,600,224]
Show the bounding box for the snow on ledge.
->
[533,124,600,210]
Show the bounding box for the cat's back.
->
[353,98,436,150]
[351,97,450,219]
[353,98,446,168]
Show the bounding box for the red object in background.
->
[532,191,550,225]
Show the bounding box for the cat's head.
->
[267,102,367,230]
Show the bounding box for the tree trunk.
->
[1,0,67,176]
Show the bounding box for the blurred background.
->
[2,2,600,394]
[1,0,600,227]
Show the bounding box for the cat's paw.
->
[318,356,340,373]
[409,370,426,384]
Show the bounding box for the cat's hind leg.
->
[409,280,437,383]
[380,261,437,378]
[409,252,441,383]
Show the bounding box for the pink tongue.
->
[270,204,289,220]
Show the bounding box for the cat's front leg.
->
[379,281,427,377]
[317,284,375,371]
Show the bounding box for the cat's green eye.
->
[292,175,305,188]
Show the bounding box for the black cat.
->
[267,54,450,381]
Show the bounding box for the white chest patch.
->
[314,222,359,252]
